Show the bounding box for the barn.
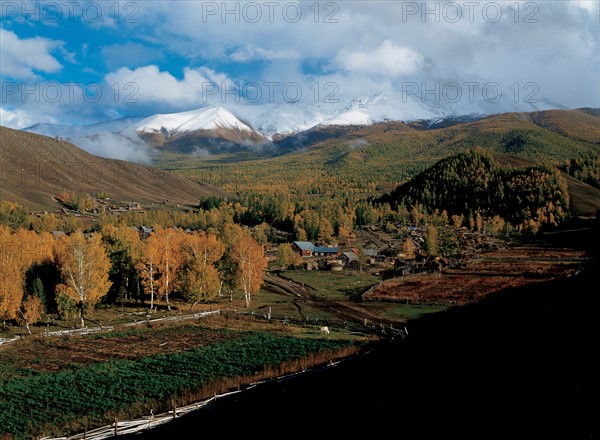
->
[341,250,359,267]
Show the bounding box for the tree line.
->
[376,148,571,235]
[565,153,600,190]
[0,223,267,331]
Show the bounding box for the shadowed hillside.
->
[0,126,228,211]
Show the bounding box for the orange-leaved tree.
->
[17,294,44,334]
[0,225,25,323]
[0,226,52,324]
[55,230,112,327]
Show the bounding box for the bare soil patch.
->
[364,245,589,306]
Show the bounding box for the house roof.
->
[364,249,378,256]
[293,241,315,251]
[341,250,358,260]
[313,246,339,253]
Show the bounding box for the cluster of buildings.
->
[291,241,378,270]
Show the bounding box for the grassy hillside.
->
[0,126,228,211]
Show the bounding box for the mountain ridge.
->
[21,92,569,157]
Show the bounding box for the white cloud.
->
[104,65,234,108]
[335,40,424,77]
[0,29,63,79]
[230,44,300,62]
[569,0,599,13]
[70,132,152,164]
[3,0,599,127]
[0,107,34,128]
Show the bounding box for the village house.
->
[292,241,315,257]
[292,241,339,258]
[340,250,358,267]
[312,246,340,257]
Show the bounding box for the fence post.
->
[114,416,118,436]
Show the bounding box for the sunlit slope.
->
[0,126,228,211]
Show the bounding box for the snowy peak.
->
[136,107,254,134]
[343,92,386,111]
[319,109,373,127]
[20,92,566,158]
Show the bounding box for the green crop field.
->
[0,325,365,439]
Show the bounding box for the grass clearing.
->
[381,304,448,321]
[281,270,381,300]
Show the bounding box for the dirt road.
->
[262,271,401,327]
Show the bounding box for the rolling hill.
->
[0,126,228,211]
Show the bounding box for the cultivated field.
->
[0,317,367,439]
[365,245,589,306]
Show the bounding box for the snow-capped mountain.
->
[137,107,254,134]
[22,91,564,158]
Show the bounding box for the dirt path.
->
[0,310,220,346]
[359,228,388,249]
[262,271,400,326]
[263,272,311,298]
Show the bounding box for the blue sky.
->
[1,0,599,127]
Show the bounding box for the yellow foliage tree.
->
[402,237,416,260]
[55,231,112,327]
[17,295,44,334]
[232,233,268,307]
[137,234,160,310]
[0,226,51,323]
[150,226,185,310]
[277,243,302,270]
[180,232,225,308]
[0,226,24,322]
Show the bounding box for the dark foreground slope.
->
[120,228,598,440]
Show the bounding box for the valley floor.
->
[119,246,599,440]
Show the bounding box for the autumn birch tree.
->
[17,295,44,334]
[55,231,112,327]
[138,233,160,310]
[231,232,267,307]
[180,232,224,309]
[151,226,184,311]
